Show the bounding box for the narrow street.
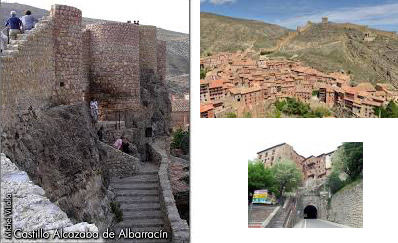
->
[294,219,349,228]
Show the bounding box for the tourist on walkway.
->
[5,11,22,40]
[113,136,123,150]
[90,100,99,123]
[121,137,132,154]
[20,10,37,31]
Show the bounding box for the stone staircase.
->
[266,198,293,228]
[0,16,51,56]
[248,205,278,228]
[110,163,170,242]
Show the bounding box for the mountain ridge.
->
[201,13,398,87]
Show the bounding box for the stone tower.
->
[322,17,328,25]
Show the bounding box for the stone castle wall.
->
[328,180,363,227]
[0,15,55,127]
[1,4,167,126]
[157,40,167,81]
[139,25,158,74]
[51,5,87,104]
[86,23,141,117]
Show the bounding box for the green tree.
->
[243,112,252,118]
[248,161,275,194]
[374,101,398,118]
[327,142,363,194]
[327,170,345,194]
[171,128,189,154]
[225,112,237,118]
[341,142,363,180]
[200,68,207,79]
[270,159,303,200]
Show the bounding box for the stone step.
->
[2,49,18,56]
[122,210,163,219]
[116,218,165,228]
[16,34,28,40]
[111,175,158,184]
[6,44,18,50]
[120,203,161,211]
[10,39,27,45]
[112,183,159,190]
[138,171,158,176]
[117,195,160,204]
[115,189,159,197]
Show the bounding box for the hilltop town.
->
[200,50,398,118]
[200,16,398,118]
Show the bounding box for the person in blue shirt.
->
[5,11,22,40]
[20,10,37,31]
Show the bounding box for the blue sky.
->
[201,0,398,32]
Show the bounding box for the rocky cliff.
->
[1,103,113,230]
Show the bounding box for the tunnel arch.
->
[304,205,317,219]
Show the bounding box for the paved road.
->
[294,219,348,228]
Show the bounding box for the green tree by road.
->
[248,159,303,202]
[327,142,363,194]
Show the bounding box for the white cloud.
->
[277,3,398,30]
[201,0,236,5]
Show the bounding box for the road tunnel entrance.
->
[304,205,317,219]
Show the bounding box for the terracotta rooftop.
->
[209,79,224,89]
[172,99,189,112]
[200,104,214,113]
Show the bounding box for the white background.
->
[191,0,398,242]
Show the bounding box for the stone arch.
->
[300,194,327,220]
[304,205,318,219]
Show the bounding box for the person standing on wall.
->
[5,11,23,40]
[90,100,99,124]
[20,10,37,31]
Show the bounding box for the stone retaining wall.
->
[328,180,363,227]
[0,16,55,127]
[1,154,101,242]
[98,142,139,178]
[150,141,189,242]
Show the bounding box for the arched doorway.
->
[304,205,317,219]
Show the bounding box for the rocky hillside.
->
[1,2,189,76]
[200,12,291,56]
[271,22,398,87]
[201,12,398,87]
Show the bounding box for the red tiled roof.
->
[172,99,189,112]
[200,104,214,113]
[209,79,224,89]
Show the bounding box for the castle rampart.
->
[139,25,158,74]
[86,23,141,116]
[0,15,55,127]
[51,5,87,104]
[1,4,168,125]
[157,40,167,81]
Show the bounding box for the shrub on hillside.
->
[171,128,189,155]
[225,112,237,118]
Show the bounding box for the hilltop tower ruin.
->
[322,17,328,25]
